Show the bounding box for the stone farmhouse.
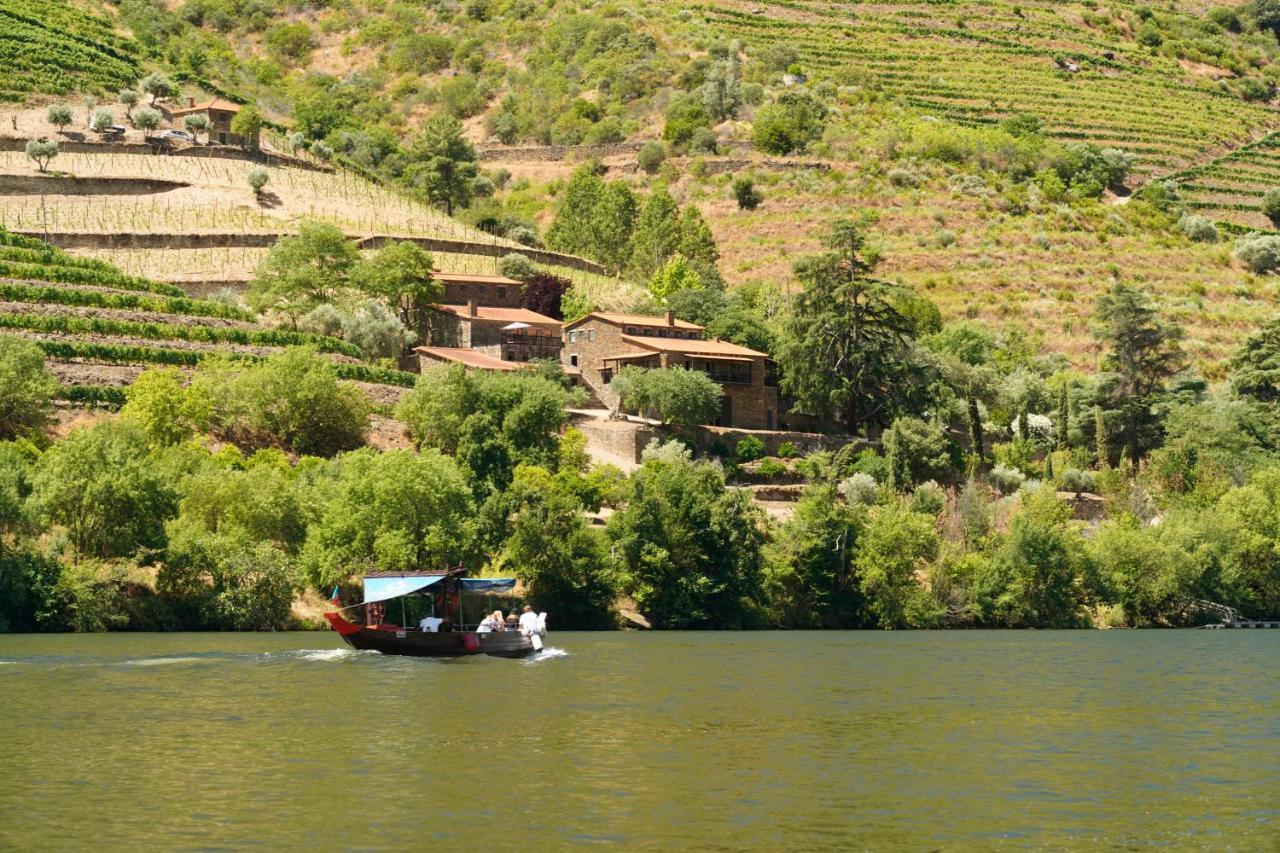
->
[164,97,257,147]
[413,272,563,372]
[563,311,780,429]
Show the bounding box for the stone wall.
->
[0,136,327,172]
[0,174,189,196]
[569,413,658,468]
[689,426,860,457]
[477,141,648,162]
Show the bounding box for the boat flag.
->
[330,586,341,606]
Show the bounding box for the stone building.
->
[431,272,523,308]
[563,311,779,429]
[415,346,528,372]
[165,97,256,147]
[426,302,562,363]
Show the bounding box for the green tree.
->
[502,466,618,628]
[121,367,213,447]
[167,460,307,552]
[752,90,827,155]
[396,363,573,461]
[45,103,73,131]
[300,448,475,589]
[608,446,766,627]
[882,416,956,488]
[403,114,478,215]
[119,88,139,119]
[1092,283,1186,464]
[140,72,177,105]
[637,140,666,174]
[133,108,161,132]
[628,184,681,279]
[546,167,637,273]
[677,204,719,267]
[24,139,58,173]
[701,57,743,121]
[28,421,177,558]
[732,175,762,210]
[647,254,704,302]
[183,112,210,143]
[229,105,263,149]
[766,483,865,626]
[776,221,920,434]
[980,488,1093,627]
[351,241,441,333]
[1263,189,1280,227]
[610,366,722,427]
[926,322,999,462]
[0,336,57,440]
[247,220,360,326]
[197,348,370,456]
[856,501,939,628]
[1231,314,1280,402]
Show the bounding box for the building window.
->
[587,329,595,342]
[567,331,575,343]
[459,284,468,295]
[625,326,636,336]
[570,354,579,367]
[498,286,506,300]
[602,367,613,384]
[658,329,668,338]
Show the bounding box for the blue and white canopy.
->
[362,574,445,604]
[361,575,517,603]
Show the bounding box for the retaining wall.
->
[0,174,188,195]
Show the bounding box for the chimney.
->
[665,310,675,326]
[467,299,478,318]
[187,96,195,108]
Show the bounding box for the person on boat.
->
[477,611,501,634]
[505,611,519,631]
[418,614,443,633]
[518,605,539,635]
[489,610,506,632]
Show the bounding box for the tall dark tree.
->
[1092,283,1185,465]
[926,322,998,462]
[403,114,478,215]
[1231,314,1280,402]
[775,221,920,435]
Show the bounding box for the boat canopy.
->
[361,574,517,603]
[461,578,517,592]
[363,574,445,603]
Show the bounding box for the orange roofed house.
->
[417,300,562,370]
[164,97,257,147]
[564,311,779,429]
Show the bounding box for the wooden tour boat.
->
[324,569,547,659]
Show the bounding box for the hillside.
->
[3,0,1280,374]
[0,227,417,407]
[37,0,1269,371]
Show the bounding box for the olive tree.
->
[24,139,58,173]
[140,72,177,105]
[45,104,73,132]
[610,366,722,427]
[184,113,210,143]
[90,109,115,133]
[0,335,57,439]
[119,88,139,119]
[133,108,161,132]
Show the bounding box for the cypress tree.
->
[1044,452,1054,482]
[1094,405,1108,469]
[1056,384,1069,449]
[1018,399,1031,442]
[967,396,984,462]
[627,185,681,279]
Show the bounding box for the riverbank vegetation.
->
[4,220,1280,632]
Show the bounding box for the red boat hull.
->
[324,611,536,658]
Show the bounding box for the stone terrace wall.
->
[477,142,648,162]
[0,136,330,172]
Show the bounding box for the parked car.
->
[162,130,193,141]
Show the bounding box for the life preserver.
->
[463,633,480,652]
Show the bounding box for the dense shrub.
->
[1235,233,1280,273]
[752,90,827,155]
[732,175,762,210]
[0,336,57,440]
[637,141,666,174]
[1178,214,1218,243]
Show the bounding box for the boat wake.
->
[298,648,360,662]
[527,647,569,663]
[123,656,204,666]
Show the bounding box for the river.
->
[0,631,1276,850]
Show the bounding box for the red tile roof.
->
[431,272,523,286]
[621,335,767,358]
[431,304,561,325]
[566,311,703,331]
[168,98,243,116]
[414,347,526,371]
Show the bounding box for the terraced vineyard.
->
[1171,132,1280,230]
[0,228,417,406]
[694,0,1280,174]
[0,0,139,101]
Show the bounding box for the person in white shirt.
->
[418,615,443,633]
[477,611,501,634]
[518,605,540,635]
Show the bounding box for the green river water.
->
[0,631,1277,850]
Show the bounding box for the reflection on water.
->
[1,631,1277,849]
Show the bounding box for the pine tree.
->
[967,396,984,462]
[627,185,681,279]
[677,205,719,267]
